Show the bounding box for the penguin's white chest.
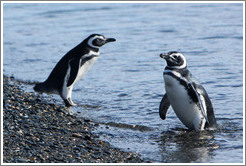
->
[74,56,98,84]
[164,74,205,130]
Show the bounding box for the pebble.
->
[3,75,144,163]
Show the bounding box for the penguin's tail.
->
[33,82,46,93]
[33,82,57,94]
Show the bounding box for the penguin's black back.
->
[34,39,98,94]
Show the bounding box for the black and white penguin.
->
[34,34,116,107]
[159,51,217,130]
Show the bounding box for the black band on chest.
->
[164,72,199,104]
[80,55,98,66]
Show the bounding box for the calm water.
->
[3,3,244,163]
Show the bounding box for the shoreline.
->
[2,75,145,163]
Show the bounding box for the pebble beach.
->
[2,75,144,163]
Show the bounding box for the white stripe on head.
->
[168,53,187,69]
[87,35,105,49]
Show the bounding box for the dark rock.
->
[3,75,144,163]
[73,147,80,151]
[36,98,41,102]
[72,133,83,138]
[84,135,91,141]
[84,119,91,123]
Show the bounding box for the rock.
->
[3,75,144,163]
[16,158,28,163]
[72,133,83,138]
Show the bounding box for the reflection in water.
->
[158,128,219,163]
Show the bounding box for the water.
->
[3,2,244,163]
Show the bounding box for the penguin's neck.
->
[88,49,100,56]
[165,66,187,71]
[164,66,190,77]
[85,45,99,56]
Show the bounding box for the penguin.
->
[34,34,116,107]
[159,51,217,130]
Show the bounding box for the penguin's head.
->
[160,51,187,69]
[86,34,116,49]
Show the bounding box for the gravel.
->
[3,75,145,163]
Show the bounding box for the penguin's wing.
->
[67,58,80,87]
[188,82,210,123]
[192,83,217,128]
[183,69,217,128]
[159,93,171,120]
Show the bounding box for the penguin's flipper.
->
[194,83,217,128]
[203,92,217,128]
[159,93,171,120]
[67,58,80,87]
[188,82,210,125]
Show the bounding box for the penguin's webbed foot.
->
[64,98,77,107]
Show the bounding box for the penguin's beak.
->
[160,53,169,59]
[105,38,116,43]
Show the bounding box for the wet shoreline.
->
[2,75,145,163]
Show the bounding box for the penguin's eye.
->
[173,55,178,59]
[95,38,103,42]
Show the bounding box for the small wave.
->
[102,122,153,132]
[123,69,140,72]
[198,36,243,40]
[26,42,48,47]
[159,29,176,33]
[38,7,113,18]
[117,93,128,97]
[232,84,243,87]
[81,104,101,109]
[214,84,242,88]
[23,58,44,63]
[38,9,81,17]
[201,81,216,84]
[217,76,238,80]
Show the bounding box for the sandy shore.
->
[2,75,145,163]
